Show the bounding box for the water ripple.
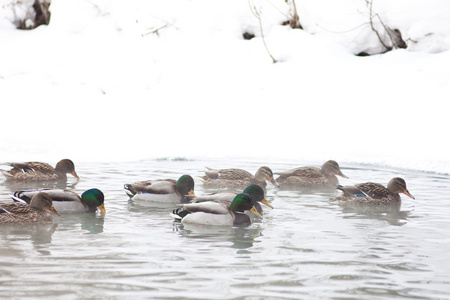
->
[0,159,449,298]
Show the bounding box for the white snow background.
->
[0,0,449,173]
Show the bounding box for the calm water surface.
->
[0,158,449,299]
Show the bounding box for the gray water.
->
[0,158,449,299]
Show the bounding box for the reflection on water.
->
[0,158,449,299]
[0,223,58,256]
[173,222,262,250]
[65,213,105,234]
[336,202,411,226]
[2,179,79,193]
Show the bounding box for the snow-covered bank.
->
[1,0,449,173]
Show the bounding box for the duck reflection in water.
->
[173,223,262,250]
[55,213,105,234]
[338,203,411,226]
[0,223,58,256]
[80,213,105,234]
[2,178,79,194]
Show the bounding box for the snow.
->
[0,0,449,173]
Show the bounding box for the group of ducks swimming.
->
[0,159,415,226]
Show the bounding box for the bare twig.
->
[368,0,391,51]
[367,0,406,52]
[289,0,302,29]
[142,24,168,37]
[248,0,277,63]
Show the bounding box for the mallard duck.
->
[12,188,105,213]
[200,166,278,189]
[276,160,348,187]
[172,193,262,226]
[187,184,273,215]
[0,159,79,181]
[331,177,415,204]
[124,175,195,203]
[0,192,60,223]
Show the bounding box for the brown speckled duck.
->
[0,192,60,223]
[0,159,79,181]
[331,177,415,205]
[200,166,278,189]
[276,160,348,187]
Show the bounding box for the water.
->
[0,157,449,299]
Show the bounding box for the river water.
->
[0,157,449,299]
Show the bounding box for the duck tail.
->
[124,184,136,198]
[0,169,13,180]
[171,207,190,220]
[195,176,207,183]
[204,167,218,179]
[11,191,29,204]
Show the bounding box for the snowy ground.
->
[1,0,449,173]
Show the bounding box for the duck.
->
[12,188,105,214]
[0,159,79,181]
[124,175,195,203]
[331,177,415,205]
[0,192,60,223]
[200,166,278,189]
[276,160,348,187]
[187,184,273,215]
[172,193,262,226]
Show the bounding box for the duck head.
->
[81,188,106,213]
[177,175,195,197]
[243,184,273,208]
[321,160,348,179]
[30,192,60,216]
[387,177,415,199]
[230,194,262,218]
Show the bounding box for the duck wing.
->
[220,169,253,180]
[337,185,367,198]
[181,201,230,215]
[21,162,55,173]
[0,202,32,214]
[187,192,236,203]
[128,179,177,194]
[276,167,328,186]
[13,189,80,203]
[5,162,57,180]
[12,189,88,212]
[337,182,389,199]
[277,167,322,178]
[291,167,322,178]
[355,182,391,199]
[0,201,53,223]
[205,168,253,180]
[0,202,35,223]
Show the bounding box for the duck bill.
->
[71,171,80,179]
[49,206,60,216]
[270,177,279,187]
[337,170,349,179]
[188,190,195,196]
[261,198,273,209]
[403,189,415,199]
[250,206,262,218]
[97,203,106,213]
